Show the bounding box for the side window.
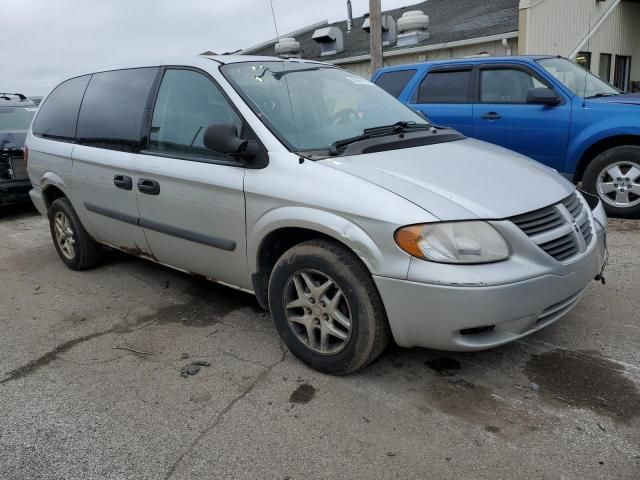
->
[149,69,242,161]
[417,70,471,103]
[32,75,90,140]
[374,70,416,98]
[76,68,159,150]
[480,68,548,103]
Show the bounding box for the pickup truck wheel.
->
[268,239,390,374]
[583,146,640,218]
[49,198,102,270]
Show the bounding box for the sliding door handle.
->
[137,178,160,195]
[113,174,132,190]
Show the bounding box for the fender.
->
[39,172,75,207]
[248,206,388,276]
[566,119,640,174]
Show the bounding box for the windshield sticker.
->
[344,76,375,86]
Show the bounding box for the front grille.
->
[510,192,594,263]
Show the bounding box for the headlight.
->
[394,221,510,264]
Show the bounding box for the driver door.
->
[472,65,571,170]
[133,68,250,289]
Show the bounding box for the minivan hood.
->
[319,138,574,220]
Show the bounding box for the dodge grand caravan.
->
[26,56,607,374]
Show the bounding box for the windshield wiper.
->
[585,92,617,99]
[329,121,434,156]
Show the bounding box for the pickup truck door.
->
[408,66,474,136]
[134,68,250,290]
[472,64,571,171]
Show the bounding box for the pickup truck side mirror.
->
[203,124,259,160]
[527,88,561,106]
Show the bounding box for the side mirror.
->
[527,88,561,106]
[203,124,259,160]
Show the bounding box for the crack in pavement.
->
[0,328,116,384]
[164,348,287,479]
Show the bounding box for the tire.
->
[582,145,640,218]
[268,239,390,374]
[48,197,102,270]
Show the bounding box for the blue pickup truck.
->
[372,56,640,218]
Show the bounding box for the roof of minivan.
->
[204,54,329,65]
[60,55,332,81]
[376,55,556,72]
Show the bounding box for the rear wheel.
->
[49,197,102,270]
[583,145,640,218]
[268,240,390,374]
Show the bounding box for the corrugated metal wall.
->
[522,0,639,82]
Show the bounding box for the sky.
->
[1,0,418,95]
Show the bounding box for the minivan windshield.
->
[221,62,427,153]
[537,57,619,98]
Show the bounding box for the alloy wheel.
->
[283,269,352,355]
[596,161,640,208]
[53,211,76,260]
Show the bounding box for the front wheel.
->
[268,240,390,374]
[583,145,640,218]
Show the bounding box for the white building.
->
[519,0,639,91]
[233,0,639,91]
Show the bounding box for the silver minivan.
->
[26,55,607,374]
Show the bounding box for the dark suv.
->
[1,93,37,207]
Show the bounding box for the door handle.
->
[113,174,132,190]
[480,112,502,120]
[137,178,160,195]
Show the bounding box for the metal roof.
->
[241,0,520,62]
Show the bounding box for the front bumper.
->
[0,179,31,206]
[374,204,607,351]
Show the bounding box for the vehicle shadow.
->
[0,202,39,221]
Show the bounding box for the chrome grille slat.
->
[510,208,564,236]
[509,192,595,263]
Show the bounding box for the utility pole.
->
[369,0,383,76]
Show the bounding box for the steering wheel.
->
[329,107,360,125]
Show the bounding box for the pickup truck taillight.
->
[23,145,28,166]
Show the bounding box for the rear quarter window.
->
[373,70,416,98]
[76,67,159,150]
[417,70,471,103]
[32,75,91,140]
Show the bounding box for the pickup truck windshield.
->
[537,57,619,98]
[221,62,427,153]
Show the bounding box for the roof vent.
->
[396,10,430,47]
[274,37,301,58]
[362,14,397,46]
[312,26,344,56]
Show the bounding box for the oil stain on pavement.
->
[525,349,640,422]
[289,383,316,404]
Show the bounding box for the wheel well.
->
[42,185,66,209]
[252,227,351,310]
[575,135,640,182]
